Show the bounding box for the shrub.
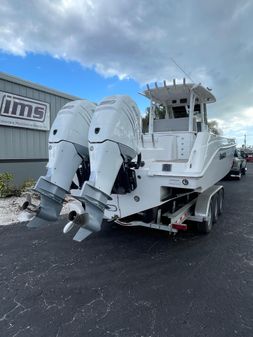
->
[0,172,15,197]
[20,178,36,193]
[0,173,37,198]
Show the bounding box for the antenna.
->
[170,57,195,83]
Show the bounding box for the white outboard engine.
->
[27,100,96,228]
[74,95,142,241]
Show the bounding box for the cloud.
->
[0,0,253,142]
[213,107,253,145]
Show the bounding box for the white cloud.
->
[0,0,253,143]
[213,107,253,145]
[216,108,253,132]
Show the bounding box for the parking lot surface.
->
[0,165,253,337]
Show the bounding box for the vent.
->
[162,164,171,172]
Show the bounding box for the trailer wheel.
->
[198,200,213,234]
[217,189,224,215]
[212,195,219,224]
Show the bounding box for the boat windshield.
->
[154,103,202,119]
[143,81,215,133]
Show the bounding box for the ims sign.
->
[0,92,50,130]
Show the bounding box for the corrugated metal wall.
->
[0,75,75,160]
[0,73,81,185]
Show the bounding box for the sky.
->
[0,0,253,146]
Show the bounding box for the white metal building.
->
[0,72,80,186]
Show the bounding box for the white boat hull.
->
[105,132,235,220]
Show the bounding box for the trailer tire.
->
[212,195,219,224]
[241,167,246,175]
[217,189,224,215]
[198,200,213,234]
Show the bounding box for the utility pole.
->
[244,134,247,148]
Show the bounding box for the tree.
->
[142,111,149,133]
[142,105,166,133]
[208,120,222,135]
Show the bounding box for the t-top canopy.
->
[143,82,216,106]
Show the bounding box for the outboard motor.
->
[27,100,96,228]
[73,95,142,241]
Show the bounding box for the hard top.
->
[143,82,216,106]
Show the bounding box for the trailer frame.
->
[115,185,224,234]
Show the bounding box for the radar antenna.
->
[170,57,195,83]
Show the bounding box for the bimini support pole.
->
[149,101,155,134]
[146,84,155,134]
[189,91,196,132]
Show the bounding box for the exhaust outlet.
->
[63,213,88,234]
[63,201,87,234]
[68,210,77,221]
[18,194,40,223]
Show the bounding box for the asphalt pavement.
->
[0,165,253,337]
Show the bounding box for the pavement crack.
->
[0,297,25,322]
[147,240,159,252]
[12,325,31,337]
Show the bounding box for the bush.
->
[0,173,36,197]
[0,172,15,197]
[20,178,36,193]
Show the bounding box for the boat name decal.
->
[219,152,227,160]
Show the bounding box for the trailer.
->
[19,79,235,242]
[115,185,224,235]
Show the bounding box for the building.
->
[0,72,80,186]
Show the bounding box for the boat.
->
[103,80,236,221]
[21,79,236,241]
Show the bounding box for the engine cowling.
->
[74,95,142,241]
[31,100,96,224]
